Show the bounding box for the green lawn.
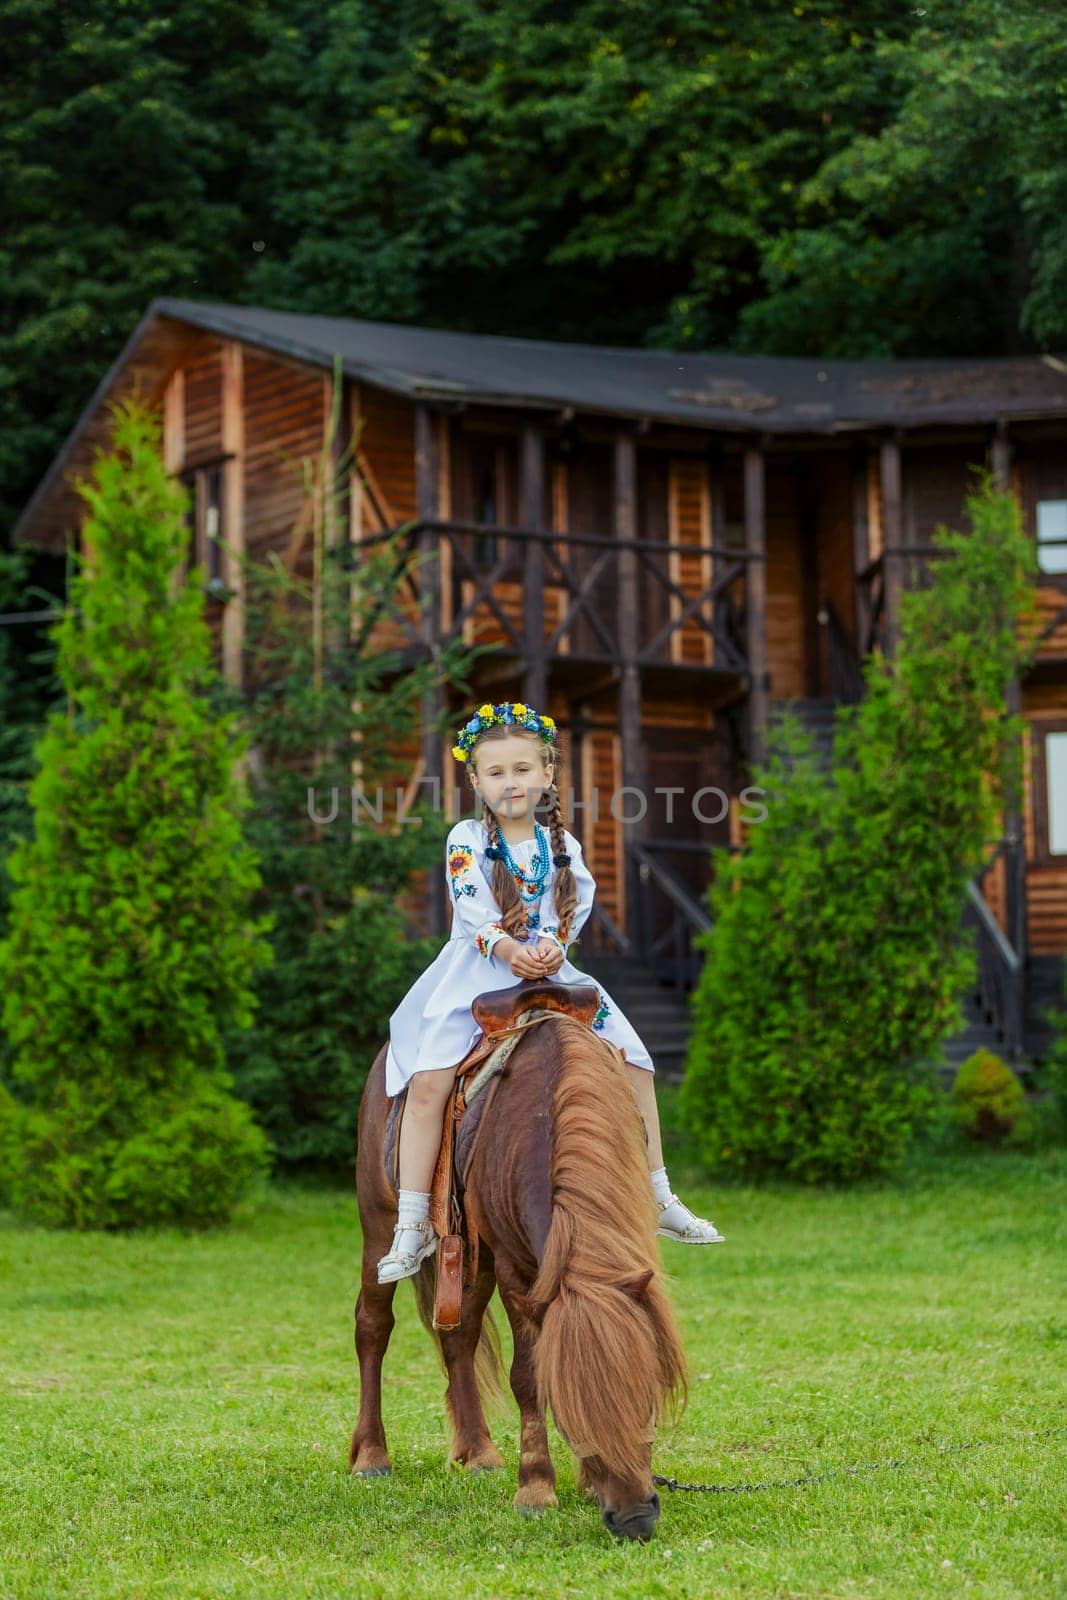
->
[2,1091,1065,1600]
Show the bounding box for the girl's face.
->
[469,734,552,821]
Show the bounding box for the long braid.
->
[543,781,577,945]
[480,801,529,942]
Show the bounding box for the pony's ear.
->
[512,1292,550,1330]
[616,1268,655,1302]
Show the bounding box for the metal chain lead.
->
[651,1423,1067,1495]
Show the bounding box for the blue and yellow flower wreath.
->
[451,701,557,767]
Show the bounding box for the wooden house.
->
[12,298,1067,1071]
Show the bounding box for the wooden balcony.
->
[352,517,756,693]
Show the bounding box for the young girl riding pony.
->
[378,701,726,1283]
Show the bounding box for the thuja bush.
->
[0,547,46,1094]
[949,1048,1029,1148]
[0,396,273,1228]
[680,474,1038,1183]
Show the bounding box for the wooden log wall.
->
[352,384,421,663]
[243,351,325,575]
[666,457,714,666]
[182,340,223,463]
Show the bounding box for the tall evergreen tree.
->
[0,394,272,1228]
[221,366,488,1168]
[680,476,1039,1183]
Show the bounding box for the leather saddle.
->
[387,978,606,1331]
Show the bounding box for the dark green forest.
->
[3,0,1065,547]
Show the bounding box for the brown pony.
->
[349,1012,689,1542]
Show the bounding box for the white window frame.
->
[1035,499,1067,576]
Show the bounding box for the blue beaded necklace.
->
[487,821,550,903]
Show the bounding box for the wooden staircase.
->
[767,696,839,769]
[1023,954,1065,1065]
[938,956,1064,1087]
[572,953,694,1084]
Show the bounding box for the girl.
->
[377,701,726,1283]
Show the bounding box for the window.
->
[1047,730,1067,855]
[473,461,497,565]
[1033,721,1067,862]
[178,460,228,594]
[1035,499,1067,576]
[460,437,517,566]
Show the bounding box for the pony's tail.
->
[410,1258,508,1420]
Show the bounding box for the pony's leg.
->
[348,1276,399,1476]
[497,1273,559,1513]
[439,1252,507,1473]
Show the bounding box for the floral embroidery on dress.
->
[591,994,611,1031]
[447,844,475,897]
[540,923,568,953]
[475,923,507,960]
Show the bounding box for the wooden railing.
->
[631,840,716,990]
[819,598,866,705]
[962,882,1024,1062]
[962,843,1025,1062]
[855,553,886,658]
[352,519,754,673]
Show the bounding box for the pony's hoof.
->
[514,1484,559,1513]
[353,1465,392,1478]
[468,1461,506,1475]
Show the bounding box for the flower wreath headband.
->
[451,701,570,868]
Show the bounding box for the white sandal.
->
[657,1195,726,1244]
[376,1217,438,1283]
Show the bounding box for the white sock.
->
[396,1187,430,1226]
[649,1166,674,1208]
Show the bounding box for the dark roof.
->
[154,297,1067,433]
[13,293,1067,549]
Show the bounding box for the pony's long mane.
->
[522,1019,689,1481]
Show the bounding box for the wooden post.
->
[880,433,904,659]
[993,420,1028,975]
[614,432,646,949]
[220,343,244,690]
[163,369,185,598]
[991,417,1012,494]
[416,402,445,931]
[163,369,185,475]
[743,440,768,769]
[521,424,547,712]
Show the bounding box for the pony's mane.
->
[523,1019,689,1480]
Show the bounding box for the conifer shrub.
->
[680,475,1038,1183]
[0,395,272,1227]
[949,1048,1026,1147]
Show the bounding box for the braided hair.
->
[467,726,578,947]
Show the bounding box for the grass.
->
[2,1088,1065,1600]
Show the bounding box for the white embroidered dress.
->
[384,817,655,1098]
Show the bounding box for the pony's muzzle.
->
[602,1490,661,1542]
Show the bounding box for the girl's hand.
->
[498,936,548,979]
[533,938,564,975]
